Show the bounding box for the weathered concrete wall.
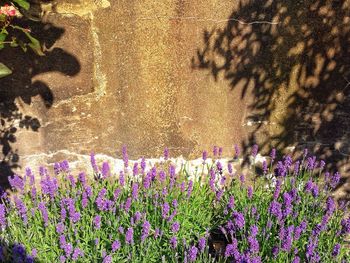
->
[0,0,350,182]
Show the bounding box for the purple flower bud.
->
[125,227,134,244]
[0,204,6,229]
[118,171,124,187]
[112,240,121,252]
[228,163,233,174]
[262,161,268,174]
[141,157,146,173]
[198,237,206,253]
[171,221,180,233]
[219,147,223,157]
[213,146,218,157]
[202,151,208,162]
[227,196,235,210]
[103,255,112,263]
[133,163,138,176]
[170,237,177,249]
[93,215,101,229]
[90,152,98,172]
[164,147,169,160]
[232,211,245,229]
[188,246,198,262]
[141,220,151,242]
[269,148,276,162]
[122,145,128,168]
[101,162,110,177]
[332,244,341,257]
[251,144,259,157]
[131,183,139,200]
[247,186,253,199]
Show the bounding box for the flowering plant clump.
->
[0,0,43,78]
[0,146,349,262]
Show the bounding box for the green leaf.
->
[0,63,12,78]
[12,0,30,10]
[23,30,44,56]
[0,33,6,49]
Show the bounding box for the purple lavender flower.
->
[307,156,316,171]
[72,248,84,261]
[234,144,240,159]
[78,172,87,187]
[170,236,177,249]
[216,161,223,172]
[187,180,193,198]
[162,202,170,219]
[250,225,259,237]
[292,256,300,263]
[311,184,319,198]
[282,192,293,217]
[272,246,279,258]
[0,204,6,229]
[213,146,218,157]
[8,174,24,192]
[340,216,350,235]
[201,151,208,164]
[247,186,253,199]
[225,240,238,258]
[133,163,138,176]
[143,173,151,189]
[82,191,88,208]
[273,179,281,199]
[14,196,28,225]
[103,255,112,263]
[188,246,198,262]
[141,220,151,242]
[12,243,26,262]
[304,179,314,193]
[325,196,335,215]
[232,211,245,229]
[90,152,98,172]
[119,171,125,187]
[319,160,325,170]
[164,147,169,160]
[262,160,268,174]
[131,183,139,200]
[171,221,180,233]
[251,144,258,157]
[219,147,223,157]
[56,222,65,234]
[198,237,206,253]
[141,157,146,173]
[268,200,282,220]
[38,202,49,227]
[239,174,245,184]
[330,172,341,189]
[294,161,300,175]
[281,225,294,252]
[122,145,129,168]
[112,240,121,252]
[94,215,101,229]
[228,163,233,174]
[276,161,287,177]
[227,196,235,210]
[172,199,178,208]
[125,227,134,244]
[159,170,166,182]
[248,236,260,254]
[154,228,160,239]
[270,148,276,161]
[101,162,110,177]
[332,243,341,257]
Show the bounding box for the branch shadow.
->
[192,0,350,187]
[0,1,80,189]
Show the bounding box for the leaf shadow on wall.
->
[192,0,350,184]
[0,2,80,189]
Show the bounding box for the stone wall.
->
[0,0,349,183]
